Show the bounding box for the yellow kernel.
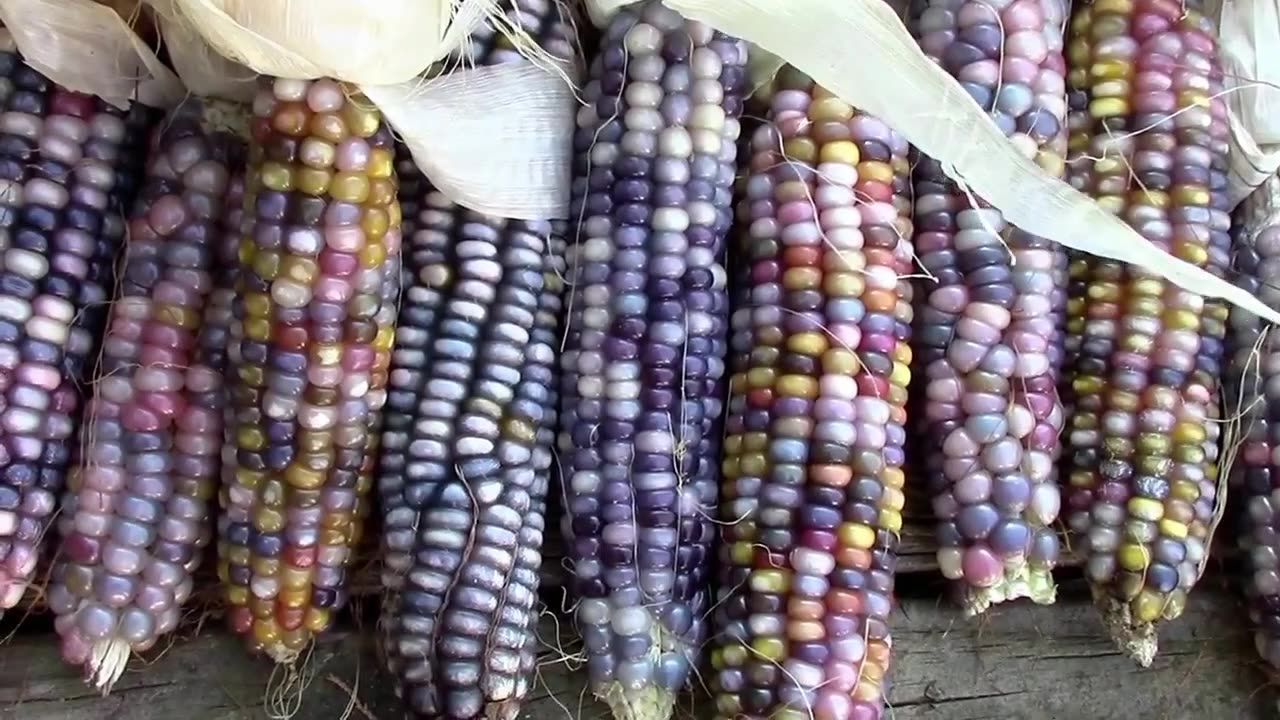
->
[259,162,293,192]
[341,101,381,137]
[1172,422,1207,445]
[1117,543,1149,572]
[250,556,279,577]
[819,140,860,166]
[1131,589,1166,623]
[367,148,395,179]
[243,318,272,342]
[243,292,271,318]
[252,619,280,646]
[729,542,754,566]
[823,349,860,375]
[824,272,865,297]
[237,427,266,451]
[331,173,371,203]
[361,208,390,240]
[782,137,817,163]
[751,637,787,662]
[1127,497,1164,522]
[889,361,911,390]
[1089,96,1130,118]
[359,242,386,269]
[304,607,333,633]
[809,97,854,123]
[1158,518,1188,539]
[858,161,895,185]
[838,522,876,550]
[254,508,286,533]
[776,374,818,398]
[749,569,789,593]
[284,463,326,490]
[296,168,332,196]
[740,453,767,477]
[786,331,828,356]
[224,584,249,606]
[878,509,902,534]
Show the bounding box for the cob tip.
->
[86,639,131,695]
[1094,590,1157,667]
[961,564,1057,617]
[597,684,675,720]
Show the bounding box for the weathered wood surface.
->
[0,585,1270,720]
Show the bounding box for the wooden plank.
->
[0,586,1268,720]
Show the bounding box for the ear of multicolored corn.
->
[0,31,156,612]
[710,64,914,720]
[48,100,247,691]
[910,0,1069,613]
[375,3,577,717]
[1227,174,1280,670]
[1063,0,1231,664]
[219,78,400,661]
[560,3,745,718]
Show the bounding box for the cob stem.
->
[561,3,746,717]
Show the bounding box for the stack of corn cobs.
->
[1,0,1279,716]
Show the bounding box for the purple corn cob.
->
[910,0,1069,613]
[0,30,156,612]
[48,100,247,691]
[374,3,576,718]
[559,3,746,718]
[1228,174,1280,669]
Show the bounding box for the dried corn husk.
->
[0,0,184,108]
[151,0,577,220]
[1206,0,1280,209]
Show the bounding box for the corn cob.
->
[49,100,247,690]
[0,31,156,612]
[219,78,400,660]
[1060,8,1095,419]
[910,0,1069,613]
[1227,175,1280,669]
[560,3,745,717]
[375,4,577,717]
[710,65,914,720]
[1064,0,1230,663]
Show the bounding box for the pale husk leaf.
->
[1206,0,1280,209]
[147,0,256,103]
[362,61,576,221]
[159,0,576,219]
[0,0,184,109]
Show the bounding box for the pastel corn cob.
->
[0,31,156,611]
[1063,0,1231,664]
[219,78,400,661]
[559,3,745,718]
[711,65,914,720]
[375,3,578,717]
[49,100,247,690]
[910,0,1070,612]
